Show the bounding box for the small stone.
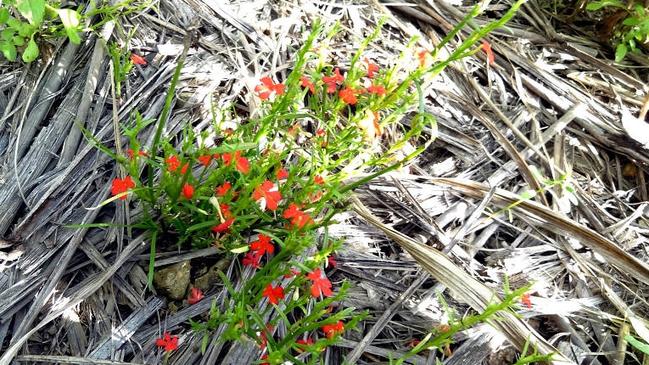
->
[153,261,191,300]
[194,258,230,292]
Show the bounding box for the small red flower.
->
[250,234,274,256]
[307,268,333,298]
[215,182,232,197]
[182,183,194,199]
[198,154,212,167]
[283,268,300,278]
[367,84,386,96]
[130,53,147,65]
[482,40,495,65]
[255,76,285,100]
[521,293,532,309]
[365,58,379,78]
[180,163,189,175]
[242,251,262,269]
[111,176,136,200]
[417,49,432,68]
[283,203,313,229]
[321,321,344,339]
[327,255,337,268]
[166,155,181,172]
[315,128,326,137]
[322,68,344,93]
[252,180,282,211]
[126,148,146,159]
[212,218,234,233]
[262,284,285,305]
[339,87,357,105]
[222,151,249,174]
[155,332,178,352]
[296,337,315,352]
[187,287,204,305]
[276,168,289,180]
[220,203,232,219]
[300,76,315,93]
[314,175,325,185]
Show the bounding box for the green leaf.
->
[56,9,81,44]
[0,8,10,24]
[0,42,17,61]
[1,28,14,41]
[15,0,46,25]
[626,335,649,355]
[17,22,36,37]
[12,36,25,46]
[22,36,39,62]
[615,43,628,62]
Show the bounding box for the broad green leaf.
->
[0,41,17,61]
[15,0,46,25]
[1,28,14,40]
[56,9,81,44]
[0,8,10,24]
[12,35,25,46]
[17,22,36,37]
[615,43,628,62]
[22,36,39,62]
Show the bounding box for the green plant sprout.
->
[0,0,82,62]
[587,0,649,61]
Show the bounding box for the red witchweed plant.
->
[89,7,526,361]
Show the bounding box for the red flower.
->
[521,293,532,309]
[166,155,181,172]
[327,255,337,268]
[126,148,147,159]
[182,183,194,199]
[130,53,147,65]
[216,181,232,196]
[250,234,274,256]
[321,321,344,339]
[296,337,314,352]
[322,68,344,93]
[300,76,315,93]
[242,251,262,269]
[252,180,282,211]
[222,151,249,174]
[220,203,232,218]
[482,40,495,65]
[283,268,300,278]
[180,163,189,175]
[198,154,212,167]
[187,287,204,305]
[212,218,234,233]
[283,203,313,229]
[111,176,136,200]
[314,175,325,185]
[255,76,285,100]
[339,87,357,105]
[276,168,289,180]
[367,84,385,96]
[262,284,285,305]
[307,268,333,298]
[365,58,379,78]
[417,49,432,68]
[315,128,326,137]
[155,332,178,352]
